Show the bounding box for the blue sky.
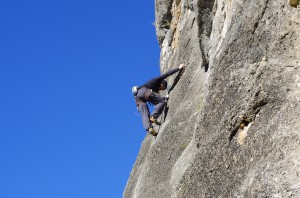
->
[0,1,160,197]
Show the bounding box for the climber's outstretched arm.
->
[154,63,186,81]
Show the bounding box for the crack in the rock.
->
[196,0,215,70]
[229,116,252,142]
[252,0,270,34]
[229,99,267,142]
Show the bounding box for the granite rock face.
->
[124,0,300,197]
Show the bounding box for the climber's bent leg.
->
[149,92,166,119]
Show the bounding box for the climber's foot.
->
[147,127,158,136]
[150,116,161,125]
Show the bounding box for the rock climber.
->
[134,63,186,136]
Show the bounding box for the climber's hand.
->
[164,95,169,101]
[179,63,186,70]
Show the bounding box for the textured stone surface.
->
[124,0,300,197]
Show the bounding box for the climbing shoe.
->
[148,127,158,136]
[150,116,161,125]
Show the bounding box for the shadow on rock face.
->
[204,63,209,72]
[163,105,169,121]
[167,70,184,95]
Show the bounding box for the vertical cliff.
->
[124,0,300,197]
